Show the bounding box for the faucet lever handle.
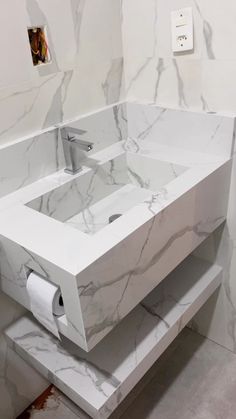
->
[60,127,87,141]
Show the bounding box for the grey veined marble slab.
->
[5,255,222,419]
[0,102,234,352]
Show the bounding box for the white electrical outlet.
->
[171,8,193,53]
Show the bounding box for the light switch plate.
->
[171,8,193,53]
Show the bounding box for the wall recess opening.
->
[28,27,50,66]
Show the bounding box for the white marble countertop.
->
[0,140,227,276]
[0,101,233,351]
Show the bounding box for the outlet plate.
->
[171,8,193,53]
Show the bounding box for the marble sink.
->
[0,102,234,352]
[27,150,187,235]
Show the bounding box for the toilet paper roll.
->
[26,272,65,339]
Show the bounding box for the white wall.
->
[0,0,124,147]
[0,1,124,418]
[122,0,236,114]
[122,0,236,353]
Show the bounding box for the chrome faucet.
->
[60,127,93,175]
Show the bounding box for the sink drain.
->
[109,214,122,224]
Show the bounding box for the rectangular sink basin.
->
[27,152,187,235]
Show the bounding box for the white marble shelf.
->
[5,255,222,419]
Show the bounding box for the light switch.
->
[171,8,193,53]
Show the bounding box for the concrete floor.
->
[18,328,236,419]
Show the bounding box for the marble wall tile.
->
[151,58,202,111]
[0,1,125,417]
[0,73,67,145]
[155,0,203,60]
[24,0,124,80]
[122,0,203,106]
[0,101,127,198]
[25,0,77,78]
[122,0,158,61]
[122,0,236,115]
[62,59,124,121]
[124,54,202,111]
[191,140,236,353]
[0,1,125,146]
[76,0,123,66]
[0,1,32,90]
[66,102,127,153]
[121,0,236,357]
[127,103,234,158]
[0,130,64,198]
[202,60,236,114]
[2,2,236,419]
[0,62,125,147]
[194,0,236,60]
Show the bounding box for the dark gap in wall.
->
[28,27,50,66]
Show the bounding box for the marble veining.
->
[102,58,124,105]
[70,0,86,57]
[193,0,215,59]
[0,2,124,147]
[0,102,233,352]
[26,150,186,234]
[127,102,234,158]
[0,2,125,416]
[0,103,127,199]
[122,0,236,115]
[0,2,236,417]
[5,255,222,419]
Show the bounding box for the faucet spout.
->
[60,126,94,175]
